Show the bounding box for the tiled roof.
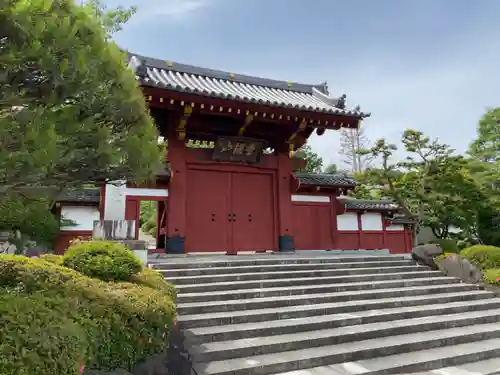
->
[294,172,356,187]
[127,53,370,118]
[391,215,415,225]
[339,198,399,211]
[57,188,100,203]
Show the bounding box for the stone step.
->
[277,357,500,375]
[177,283,479,315]
[176,277,460,303]
[151,255,409,270]
[192,322,500,375]
[336,337,500,375]
[157,259,415,276]
[184,298,500,344]
[178,290,495,329]
[190,309,500,362]
[175,270,443,293]
[165,265,430,284]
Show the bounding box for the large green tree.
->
[0,0,162,249]
[358,130,485,239]
[0,0,163,195]
[467,108,500,246]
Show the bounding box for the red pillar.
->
[276,151,295,251]
[165,134,187,253]
[330,193,339,249]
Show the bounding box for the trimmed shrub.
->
[40,253,63,265]
[0,291,87,375]
[483,268,500,286]
[460,245,500,270]
[63,241,142,282]
[132,268,177,300]
[436,239,460,254]
[0,255,176,372]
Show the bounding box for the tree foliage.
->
[295,144,323,173]
[358,130,485,239]
[0,0,163,194]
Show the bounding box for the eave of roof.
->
[294,172,356,188]
[339,197,399,211]
[57,188,101,203]
[127,53,370,119]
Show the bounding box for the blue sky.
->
[105,0,500,168]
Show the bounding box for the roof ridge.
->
[128,52,329,95]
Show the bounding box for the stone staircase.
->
[151,254,500,375]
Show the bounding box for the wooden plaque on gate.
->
[212,136,267,164]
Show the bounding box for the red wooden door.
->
[231,172,275,252]
[292,204,333,250]
[185,170,231,252]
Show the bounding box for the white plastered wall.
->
[103,182,169,220]
[61,206,100,231]
[337,212,358,231]
[360,212,383,231]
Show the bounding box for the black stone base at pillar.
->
[278,235,295,252]
[166,235,185,254]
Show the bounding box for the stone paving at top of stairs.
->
[151,252,500,375]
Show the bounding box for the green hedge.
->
[0,292,87,375]
[0,254,176,374]
[62,241,143,282]
[460,245,500,270]
[483,268,500,286]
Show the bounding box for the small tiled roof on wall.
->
[57,188,100,203]
[127,53,370,118]
[339,197,399,211]
[294,172,357,187]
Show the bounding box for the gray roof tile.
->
[128,53,370,118]
[339,198,399,211]
[294,172,356,187]
[57,188,100,203]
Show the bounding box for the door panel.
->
[185,170,230,252]
[231,173,274,252]
[292,204,333,250]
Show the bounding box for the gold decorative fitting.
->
[287,82,292,87]
[229,73,236,78]
[245,110,250,115]
[219,107,223,112]
[177,104,193,141]
[263,113,267,118]
[166,60,173,67]
[170,99,174,104]
[180,101,185,106]
[147,96,152,101]
[287,116,291,121]
[228,108,232,113]
[271,114,275,119]
[210,105,214,110]
[279,115,283,120]
[309,119,313,123]
[325,121,329,125]
[239,113,254,135]
[237,109,241,114]
[255,112,259,116]
[159,97,164,103]
[289,143,295,152]
[200,104,205,109]
[316,186,321,192]
[191,102,195,107]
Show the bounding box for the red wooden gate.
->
[292,204,333,250]
[185,169,275,253]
